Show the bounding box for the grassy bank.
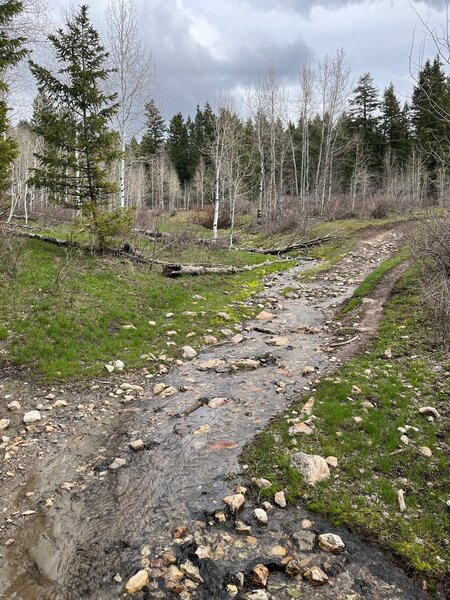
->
[0,238,293,381]
[243,267,449,590]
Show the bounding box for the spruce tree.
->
[0,0,27,201]
[380,83,410,165]
[166,112,193,184]
[140,100,166,157]
[29,5,119,233]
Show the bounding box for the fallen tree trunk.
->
[159,257,293,277]
[9,229,76,247]
[244,234,333,255]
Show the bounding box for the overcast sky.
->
[47,0,448,119]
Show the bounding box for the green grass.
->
[0,239,294,381]
[243,266,450,588]
[340,247,409,314]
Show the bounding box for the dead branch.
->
[242,234,334,255]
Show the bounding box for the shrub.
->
[190,206,231,229]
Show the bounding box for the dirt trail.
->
[0,223,433,600]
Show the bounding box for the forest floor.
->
[0,216,448,599]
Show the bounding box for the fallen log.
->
[244,234,334,255]
[160,257,293,277]
[9,229,76,247]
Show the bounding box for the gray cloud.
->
[242,0,445,14]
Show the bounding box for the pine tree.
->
[0,0,27,201]
[411,56,450,195]
[29,5,119,234]
[140,100,166,157]
[380,83,410,164]
[166,112,193,184]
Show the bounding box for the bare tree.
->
[107,0,156,208]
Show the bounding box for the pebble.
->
[326,456,339,468]
[419,446,432,457]
[253,508,268,525]
[129,440,145,451]
[182,346,197,359]
[124,569,149,595]
[303,565,329,585]
[180,560,203,583]
[7,401,21,412]
[23,411,41,424]
[252,478,272,489]
[0,419,10,431]
[419,406,440,419]
[274,491,286,508]
[250,564,269,587]
[223,494,245,512]
[109,457,126,470]
[318,533,345,552]
[291,452,330,485]
[247,591,269,600]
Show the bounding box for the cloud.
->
[241,0,446,15]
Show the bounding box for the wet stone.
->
[303,565,329,586]
[124,569,149,595]
[318,533,346,553]
[292,530,316,552]
[250,564,269,587]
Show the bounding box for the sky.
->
[46,0,448,120]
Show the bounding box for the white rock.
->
[7,401,21,412]
[129,440,145,451]
[419,406,440,419]
[274,491,287,508]
[182,346,197,359]
[109,457,126,470]
[105,364,115,373]
[113,360,125,371]
[291,452,330,485]
[252,477,272,489]
[53,400,68,408]
[23,411,41,424]
[223,494,245,512]
[419,446,432,457]
[0,419,10,432]
[318,533,345,552]
[253,508,268,525]
[247,591,269,600]
[180,560,203,583]
[326,456,339,468]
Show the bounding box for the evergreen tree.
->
[380,83,410,164]
[348,72,384,172]
[140,100,166,156]
[29,5,119,228]
[0,0,27,200]
[411,56,450,194]
[166,112,193,184]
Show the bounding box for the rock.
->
[267,336,289,347]
[400,435,409,446]
[318,533,345,553]
[226,584,239,597]
[247,592,269,600]
[301,518,313,529]
[180,560,203,583]
[256,311,275,321]
[182,346,197,360]
[195,545,212,559]
[7,401,21,412]
[252,477,272,489]
[289,422,314,436]
[354,416,363,424]
[166,565,184,582]
[44,498,54,508]
[105,364,115,373]
[398,489,407,512]
[253,508,268,525]
[53,400,67,408]
[109,457,126,470]
[198,359,226,371]
[274,491,286,508]
[302,366,315,376]
[129,439,145,451]
[286,559,302,577]
[231,334,244,344]
[235,520,252,534]
[301,397,315,415]
[384,348,392,359]
[291,452,330,485]
[203,335,218,345]
[351,385,362,394]
[208,397,229,409]
[122,324,136,330]
[326,456,339,468]
[269,544,287,557]
[223,493,245,512]
[23,410,41,424]
[217,312,231,320]
[153,383,167,395]
[419,446,432,457]
[303,566,328,586]
[292,530,316,551]
[172,526,188,539]
[161,386,177,397]
[250,564,269,587]
[124,569,149,595]
[231,358,260,370]
[0,419,10,432]
[113,359,125,371]
[419,406,440,419]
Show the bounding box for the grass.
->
[340,246,409,314]
[0,239,294,381]
[243,266,450,590]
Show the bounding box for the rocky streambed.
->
[0,224,433,599]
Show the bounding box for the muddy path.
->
[0,223,434,599]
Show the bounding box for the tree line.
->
[2,1,450,244]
